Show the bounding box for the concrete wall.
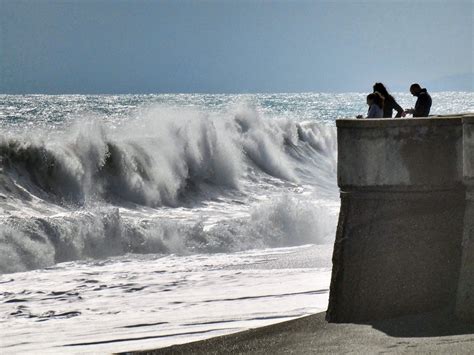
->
[337,118,463,189]
[456,116,474,321]
[327,115,474,323]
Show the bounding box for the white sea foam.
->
[0,194,338,274]
[0,244,333,354]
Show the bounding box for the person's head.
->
[410,83,422,96]
[367,92,384,109]
[373,82,390,98]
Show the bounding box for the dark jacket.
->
[413,89,432,117]
[383,95,404,118]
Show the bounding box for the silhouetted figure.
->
[373,82,404,118]
[405,83,432,117]
[357,92,384,119]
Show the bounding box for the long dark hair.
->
[373,82,391,99]
[367,92,384,109]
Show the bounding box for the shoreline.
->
[121,309,474,354]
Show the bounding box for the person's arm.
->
[392,99,404,118]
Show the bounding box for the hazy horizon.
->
[1,0,472,94]
[0,88,473,95]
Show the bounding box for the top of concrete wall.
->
[462,115,474,125]
[337,116,465,129]
[336,115,474,190]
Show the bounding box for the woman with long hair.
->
[373,82,404,118]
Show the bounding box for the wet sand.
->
[122,309,474,354]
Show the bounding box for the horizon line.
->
[1,90,473,96]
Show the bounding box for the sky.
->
[0,0,472,94]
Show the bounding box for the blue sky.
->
[0,0,472,93]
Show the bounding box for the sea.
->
[1,92,473,354]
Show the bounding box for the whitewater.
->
[1,92,473,354]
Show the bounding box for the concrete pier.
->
[327,114,474,323]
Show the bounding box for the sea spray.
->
[0,104,336,207]
[0,195,337,274]
[0,99,340,274]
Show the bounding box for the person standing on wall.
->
[373,82,404,118]
[404,83,432,117]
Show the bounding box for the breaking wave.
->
[0,105,336,205]
[0,104,338,273]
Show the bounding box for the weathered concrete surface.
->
[456,116,474,321]
[458,191,474,321]
[328,115,474,323]
[327,190,464,322]
[337,117,463,189]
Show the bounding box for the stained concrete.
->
[337,117,463,189]
[327,190,464,322]
[329,115,474,323]
[457,116,474,321]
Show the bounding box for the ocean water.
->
[1,92,473,353]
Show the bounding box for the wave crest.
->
[0,105,336,207]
